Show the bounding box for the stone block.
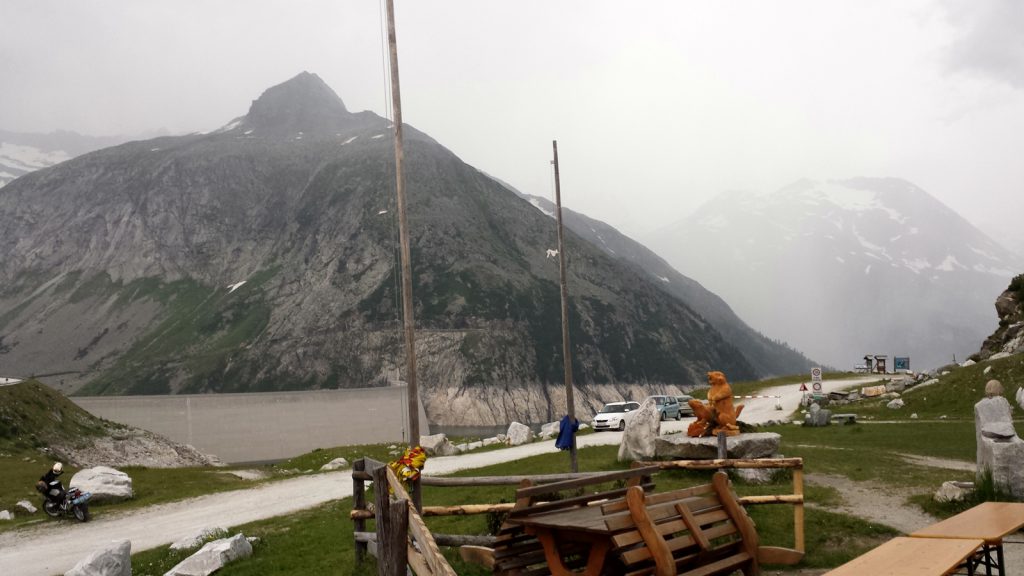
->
[164,533,252,576]
[617,397,660,462]
[654,432,781,460]
[65,540,131,576]
[69,466,133,503]
[506,422,533,446]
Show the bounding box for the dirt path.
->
[0,375,917,575]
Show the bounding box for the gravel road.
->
[0,376,878,575]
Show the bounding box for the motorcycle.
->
[40,486,92,522]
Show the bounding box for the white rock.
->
[617,398,660,462]
[1017,387,1024,411]
[985,366,993,375]
[171,528,227,551]
[16,500,36,514]
[962,359,976,367]
[579,423,589,431]
[886,398,905,409]
[65,539,131,576]
[991,352,1011,360]
[467,440,484,450]
[0,510,13,521]
[70,466,133,503]
[506,422,533,446]
[539,421,560,437]
[481,437,499,447]
[934,481,973,503]
[419,433,453,456]
[910,413,919,419]
[164,533,252,576]
[320,457,350,471]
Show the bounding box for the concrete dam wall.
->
[72,386,429,463]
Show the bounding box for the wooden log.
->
[514,465,662,499]
[355,470,651,484]
[373,466,408,576]
[737,495,803,506]
[356,532,497,548]
[634,458,803,470]
[407,546,431,576]
[794,468,805,553]
[354,459,368,564]
[405,500,457,576]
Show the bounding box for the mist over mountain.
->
[509,189,816,377]
[0,72,777,425]
[647,178,1023,371]
[0,130,136,189]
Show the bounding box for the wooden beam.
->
[634,457,803,470]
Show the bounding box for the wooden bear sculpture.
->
[687,371,745,437]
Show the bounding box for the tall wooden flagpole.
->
[552,140,578,473]
[385,0,422,510]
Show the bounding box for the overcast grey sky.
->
[3,0,1023,251]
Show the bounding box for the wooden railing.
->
[353,458,457,576]
[351,456,805,572]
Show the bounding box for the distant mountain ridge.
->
[648,178,1023,370]
[0,72,780,425]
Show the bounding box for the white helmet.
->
[52,462,63,474]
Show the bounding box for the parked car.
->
[645,395,682,421]
[676,394,695,416]
[592,401,640,431]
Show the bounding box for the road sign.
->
[812,381,822,392]
[799,383,808,392]
[810,367,822,382]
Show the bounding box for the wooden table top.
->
[911,502,1024,543]
[509,503,628,536]
[824,536,984,576]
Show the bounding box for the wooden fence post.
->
[354,458,367,564]
[373,465,408,576]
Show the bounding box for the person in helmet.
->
[39,462,66,508]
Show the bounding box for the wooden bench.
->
[601,471,803,576]
[460,466,659,576]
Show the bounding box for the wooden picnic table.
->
[824,536,985,576]
[508,502,628,576]
[911,501,1024,576]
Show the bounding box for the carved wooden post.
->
[373,465,408,576]
[354,459,367,564]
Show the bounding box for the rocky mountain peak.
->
[242,71,352,136]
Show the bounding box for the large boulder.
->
[70,466,133,503]
[655,432,781,460]
[164,533,252,576]
[506,422,534,446]
[617,398,660,462]
[974,396,1024,499]
[419,433,457,457]
[65,539,131,576]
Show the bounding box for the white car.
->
[592,401,641,431]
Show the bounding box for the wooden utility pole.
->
[385,0,422,510]
[552,140,578,473]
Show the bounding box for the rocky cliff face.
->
[977,275,1024,360]
[0,72,764,425]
